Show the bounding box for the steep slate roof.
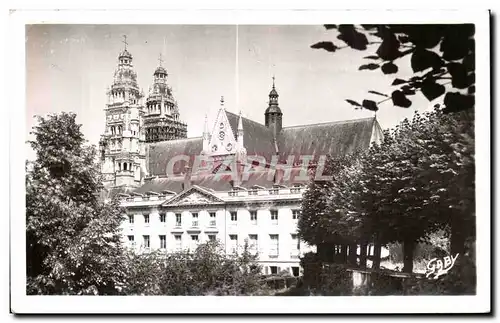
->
[147,137,203,176]
[100,185,137,200]
[238,168,307,188]
[191,174,235,191]
[225,111,277,160]
[134,115,377,194]
[278,117,376,163]
[133,177,185,194]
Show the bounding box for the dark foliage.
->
[298,107,475,275]
[312,24,475,113]
[26,113,127,295]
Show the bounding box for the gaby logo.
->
[425,253,459,279]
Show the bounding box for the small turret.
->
[265,76,283,138]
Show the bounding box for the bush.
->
[122,241,269,296]
[319,264,352,295]
[300,252,322,290]
[402,254,476,295]
[369,272,406,295]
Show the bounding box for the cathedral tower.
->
[143,53,188,143]
[265,76,283,138]
[99,36,147,188]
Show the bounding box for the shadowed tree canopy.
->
[298,107,474,273]
[311,24,475,114]
[26,112,127,295]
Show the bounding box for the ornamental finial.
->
[158,53,164,67]
[122,35,128,50]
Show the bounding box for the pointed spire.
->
[122,35,128,50]
[238,111,243,132]
[220,96,225,108]
[158,52,164,67]
[269,76,279,98]
[203,114,209,134]
[238,111,244,131]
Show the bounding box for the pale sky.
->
[26,24,437,157]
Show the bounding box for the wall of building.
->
[119,192,315,276]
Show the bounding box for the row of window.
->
[128,233,300,256]
[127,210,301,225]
[229,187,301,197]
[129,233,216,249]
[109,126,138,137]
[265,265,300,277]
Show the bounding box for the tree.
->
[26,112,126,295]
[312,25,475,114]
[298,106,475,274]
[355,107,474,273]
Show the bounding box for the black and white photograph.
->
[8,8,491,314]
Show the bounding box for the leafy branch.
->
[312,24,475,114]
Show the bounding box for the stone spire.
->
[202,114,210,153]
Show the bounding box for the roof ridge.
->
[226,110,266,128]
[150,136,202,145]
[282,117,375,130]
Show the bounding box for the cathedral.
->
[99,41,384,276]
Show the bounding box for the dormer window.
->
[269,188,279,195]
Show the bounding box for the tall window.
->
[190,235,199,251]
[159,213,166,223]
[192,212,199,227]
[144,214,150,224]
[174,234,182,251]
[249,234,258,254]
[209,212,216,226]
[128,214,134,224]
[143,235,150,248]
[269,234,279,257]
[291,234,300,257]
[230,211,237,222]
[229,234,238,254]
[250,211,257,224]
[271,210,278,225]
[292,210,300,220]
[159,235,166,249]
[127,235,134,247]
[175,213,182,226]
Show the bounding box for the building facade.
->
[100,43,384,276]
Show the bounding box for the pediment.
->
[162,185,224,206]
